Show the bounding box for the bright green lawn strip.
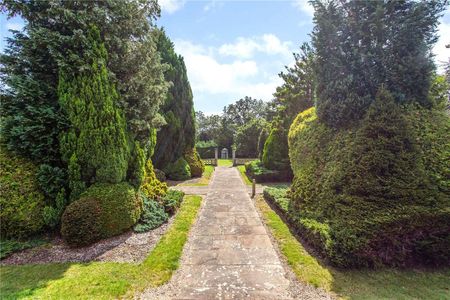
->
[0,195,202,300]
[256,196,450,300]
[217,159,233,167]
[179,165,214,186]
[237,165,252,185]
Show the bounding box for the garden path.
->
[142,167,329,299]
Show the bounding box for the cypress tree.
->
[58,26,129,199]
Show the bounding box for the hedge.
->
[288,92,450,267]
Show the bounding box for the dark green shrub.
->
[288,93,450,267]
[154,169,166,182]
[0,149,46,239]
[262,124,290,171]
[61,183,142,246]
[160,190,185,214]
[263,187,290,214]
[0,237,47,259]
[134,193,168,233]
[184,148,205,177]
[164,157,191,181]
[245,160,292,183]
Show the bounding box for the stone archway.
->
[221,148,229,159]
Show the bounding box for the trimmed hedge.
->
[184,148,204,177]
[288,93,450,267]
[0,149,46,239]
[164,157,191,181]
[245,160,292,183]
[61,183,142,246]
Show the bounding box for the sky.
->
[1,1,449,114]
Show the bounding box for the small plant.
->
[160,190,185,214]
[134,193,168,233]
[164,157,191,180]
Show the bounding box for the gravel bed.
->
[1,216,175,266]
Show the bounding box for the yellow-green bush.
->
[184,148,205,177]
[0,149,46,239]
[61,182,142,246]
[288,91,450,267]
[140,159,168,200]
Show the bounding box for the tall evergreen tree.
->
[152,29,196,170]
[311,0,446,128]
[58,26,129,200]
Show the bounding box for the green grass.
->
[256,196,450,300]
[217,159,233,167]
[237,165,252,185]
[0,195,202,299]
[179,165,214,186]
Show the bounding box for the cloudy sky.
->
[1,1,449,114]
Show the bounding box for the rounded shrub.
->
[164,157,191,181]
[61,182,142,246]
[0,149,46,239]
[134,193,168,233]
[288,91,450,267]
[262,124,290,171]
[184,148,205,177]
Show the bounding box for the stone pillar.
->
[214,147,218,166]
[232,148,236,166]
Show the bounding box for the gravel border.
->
[1,215,176,266]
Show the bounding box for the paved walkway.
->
[141,167,329,299]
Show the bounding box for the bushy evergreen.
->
[61,183,142,246]
[134,193,168,233]
[184,148,205,177]
[262,122,290,171]
[164,157,192,181]
[58,27,129,199]
[288,93,450,267]
[153,30,196,170]
[140,159,168,201]
[235,119,267,158]
[311,0,446,128]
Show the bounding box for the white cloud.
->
[433,21,450,73]
[292,0,314,17]
[159,0,185,14]
[219,34,292,59]
[6,22,23,31]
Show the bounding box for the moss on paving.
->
[256,196,450,300]
[0,195,202,299]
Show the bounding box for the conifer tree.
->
[58,26,129,199]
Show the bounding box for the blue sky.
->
[1,1,449,114]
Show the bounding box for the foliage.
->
[257,125,270,160]
[153,30,196,169]
[164,157,191,181]
[429,74,450,110]
[311,0,446,128]
[237,165,252,185]
[0,237,47,260]
[196,140,217,159]
[245,160,292,183]
[0,195,202,299]
[234,118,267,158]
[184,148,205,177]
[222,96,268,127]
[263,187,290,214]
[288,93,450,267]
[134,193,168,233]
[262,122,291,171]
[61,183,142,246]
[140,159,168,200]
[58,26,130,200]
[0,149,46,239]
[160,190,185,214]
[257,195,450,299]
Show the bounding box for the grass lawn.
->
[217,159,233,167]
[237,165,252,185]
[0,195,202,300]
[179,165,215,186]
[255,196,450,300]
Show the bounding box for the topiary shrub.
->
[245,160,292,183]
[134,193,168,233]
[184,148,205,177]
[262,123,291,171]
[164,157,191,181]
[140,159,168,200]
[160,190,185,214]
[61,182,142,246]
[288,91,450,268]
[0,149,46,239]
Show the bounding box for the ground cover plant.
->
[0,195,202,299]
[257,195,450,299]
